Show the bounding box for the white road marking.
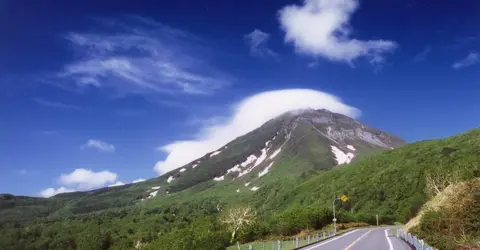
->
[302,229,359,250]
[384,229,394,250]
[344,229,373,250]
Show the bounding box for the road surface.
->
[300,227,411,250]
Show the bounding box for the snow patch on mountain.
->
[240,154,258,167]
[253,147,269,167]
[192,164,198,168]
[236,189,240,193]
[227,165,241,173]
[347,145,356,151]
[331,145,355,165]
[209,150,222,157]
[245,182,250,187]
[269,148,282,159]
[167,176,174,183]
[149,190,158,198]
[213,175,225,181]
[179,168,186,172]
[250,186,260,191]
[151,186,161,190]
[258,161,274,177]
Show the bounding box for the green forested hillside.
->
[0,128,478,250]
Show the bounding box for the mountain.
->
[2,110,478,250]
[0,109,404,219]
[158,108,405,194]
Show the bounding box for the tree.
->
[425,169,455,197]
[220,206,256,243]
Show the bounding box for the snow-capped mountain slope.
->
[154,108,406,195]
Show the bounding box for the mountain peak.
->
[150,108,406,195]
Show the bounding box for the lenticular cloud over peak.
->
[154,89,360,175]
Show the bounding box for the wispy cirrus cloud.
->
[244,29,278,58]
[278,0,397,68]
[413,46,432,63]
[52,16,231,97]
[452,52,479,69]
[81,139,115,152]
[34,98,81,110]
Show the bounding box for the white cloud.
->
[59,168,117,189]
[54,16,230,96]
[244,29,278,57]
[132,178,146,183]
[108,181,125,187]
[39,186,76,198]
[154,89,359,175]
[278,0,397,67]
[81,139,115,152]
[452,52,479,69]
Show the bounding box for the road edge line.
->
[299,229,359,250]
[384,229,394,250]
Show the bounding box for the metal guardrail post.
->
[397,229,434,250]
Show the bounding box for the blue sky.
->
[1,0,479,196]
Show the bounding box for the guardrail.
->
[397,229,434,250]
[234,230,337,250]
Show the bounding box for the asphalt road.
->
[300,227,412,250]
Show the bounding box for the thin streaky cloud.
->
[81,139,116,152]
[51,16,232,98]
[452,52,479,69]
[34,98,81,110]
[413,46,432,62]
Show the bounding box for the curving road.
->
[300,227,411,250]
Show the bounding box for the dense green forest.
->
[1,128,479,250]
